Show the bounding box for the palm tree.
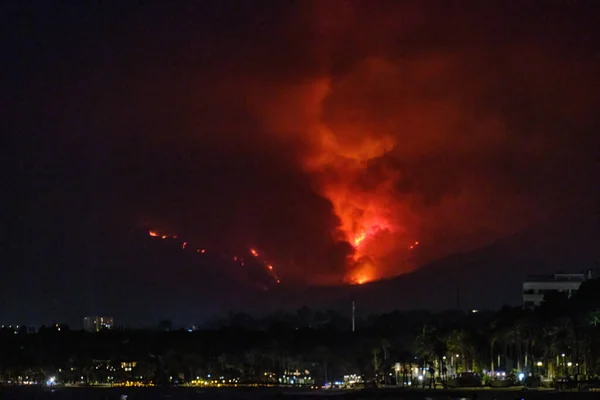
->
[312,345,332,384]
[182,353,202,382]
[415,325,446,387]
[446,329,475,372]
[488,330,501,373]
[244,349,259,379]
[415,326,445,363]
[586,310,600,327]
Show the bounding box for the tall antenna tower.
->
[456,284,461,311]
[351,297,356,332]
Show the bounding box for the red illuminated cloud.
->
[110,1,599,286]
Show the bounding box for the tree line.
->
[1,278,600,387]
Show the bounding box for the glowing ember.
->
[147,228,281,285]
[148,230,176,240]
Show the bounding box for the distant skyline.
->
[2,1,599,325]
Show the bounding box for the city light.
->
[536,361,543,366]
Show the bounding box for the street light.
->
[536,362,543,367]
[567,362,572,367]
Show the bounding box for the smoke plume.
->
[6,0,599,291]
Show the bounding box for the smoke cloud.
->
[213,0,599,284]
[6,0,599,289]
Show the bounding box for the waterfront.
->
[2,387,600,400]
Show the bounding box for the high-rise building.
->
[522,271,593,308]
[83,316,114,332]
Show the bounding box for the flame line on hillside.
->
[147,230,282,285]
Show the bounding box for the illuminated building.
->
[278,369,314,386]
[121,361,137,372]
[522,271,593,308]
[1,324,35,334]
[83,316,114,332]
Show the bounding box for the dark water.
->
[0,387,597,400]
[0,387,318,400]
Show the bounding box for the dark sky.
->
[2,0,599,325]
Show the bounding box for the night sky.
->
[2,0,599,326]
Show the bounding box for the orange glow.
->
[353,231,366,247]
[149,230,177,240]
[286,85,402,283]
[248,58,455,285]
[146,227,282,286]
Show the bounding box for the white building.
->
[83,316,114,332]
[522,272,592,308]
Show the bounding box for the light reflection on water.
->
[0,388,579,400]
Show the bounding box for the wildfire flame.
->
[147,229,281,285]
[248,68,422,285]
[353,231,366,247]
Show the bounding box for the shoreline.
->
[2,385,599,399]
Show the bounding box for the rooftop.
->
[525,273,587,283]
